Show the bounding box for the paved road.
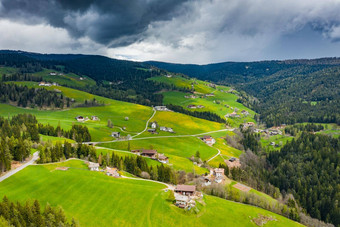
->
[207,147,221,162]
[0,152,39,182]
[87,128,234,145]
[131,108,157,138]
[121,175,174,190]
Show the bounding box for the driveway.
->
[0,152,39,182]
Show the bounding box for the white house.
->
[88,162,99,171]
[154,106,168,111]
[151,122,157,129]
[111,132,120,138]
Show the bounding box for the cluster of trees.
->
[241,129,261,153]
[1,73,42,82]
[0,83,68,109]
[268,133,340,225]
[284,123,324,136]
[38,124,91,143]
[75,98,104,108]
[0,196,77,227]
[167,104,226,123]
[37,142,97,164]
[100,151,177,184]
[0,114,40,172]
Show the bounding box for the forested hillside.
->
[148,59,340,126]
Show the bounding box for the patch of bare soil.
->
[225,158,241,168]
[252,215,277,226]
[55,167,69,171]
[233,183,251,192]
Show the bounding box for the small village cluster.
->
[187,104,205,109]
[130,149,169,163]
[39,81,59,87]
[200,135,216,146]
[226,109,250,118]
[148,121,175,134]
[87,162,120,177]
[75,115,100,122]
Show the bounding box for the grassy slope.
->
[149,76,256,127]
[31,68,96,87]
[0,160,302,227]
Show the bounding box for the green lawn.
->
[0,160,302,227]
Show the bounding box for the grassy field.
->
[0,160,302,227]
[260,134,294,152]
[99,136,217,174]
[31,68,96,88]
[149,76,256,127]
[39,134,75,144]
[0,66,18,75]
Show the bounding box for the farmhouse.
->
[111,132,120,138]
[106,167,120,177]
[201,135,216,145]
[39,81,52,87]
[184,95,197,99]
[75,116,84,122]
[154,106,168,111]
[150,121,158,129]
[49,72,57,76]
[229,112,239,117]
[187,105,197,109]
[165,74,172,78]
[211,168,225,178]
[157,154,169,164]
[52,82,59,86]
[88,162,99,171]
[79,77,84,80]
[160,127,174,133]
[175,194,189,208]
[141,150,158,159]
[203,177,211,186]
[243,122,255,128]
[147,128,157,134]
[175,185,196,196]
[91,116,99,121]
[241,110,250,116]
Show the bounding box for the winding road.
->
[131,108,157,138]
[0,152,39,183]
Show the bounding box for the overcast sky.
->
[1,0,340,64]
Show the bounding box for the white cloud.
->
[0,19,106,55]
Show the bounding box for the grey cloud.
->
[0,0,191,46]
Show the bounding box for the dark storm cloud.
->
[0,0,190,46]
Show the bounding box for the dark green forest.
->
[0,196,77,227]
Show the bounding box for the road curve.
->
[0,152,39,182]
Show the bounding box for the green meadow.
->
[31,68,96,87]
[0,160,302,227]
[149,75,256,127]
[99,136,217,174]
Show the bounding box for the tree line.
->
[0,82,68,109]
[0,196,78,227]
[38,124,91,143]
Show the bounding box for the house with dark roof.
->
[141,150,158,159]
[175,185,196,196]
